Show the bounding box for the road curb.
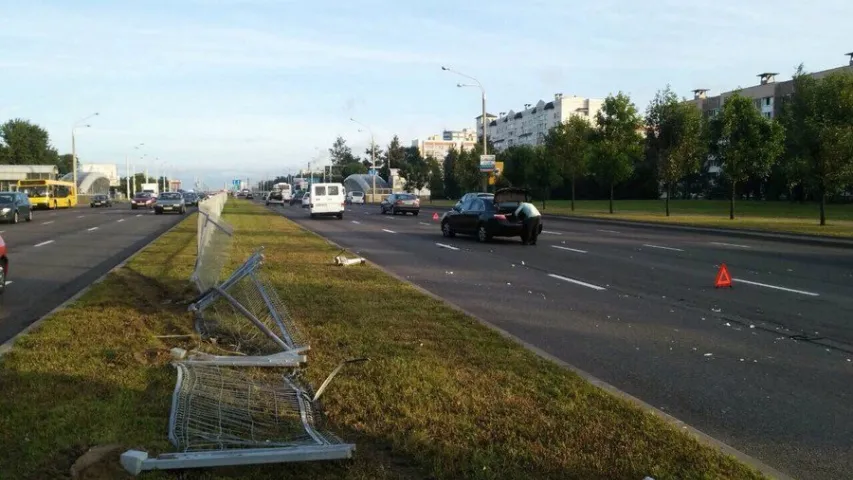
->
[268,203,793,480]
[416,204,853,250]
[0,213,193,359]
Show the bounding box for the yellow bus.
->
[15,179,78,209]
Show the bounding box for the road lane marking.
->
[87,227,99,231]
[542,230,563,235]
[3,281,12,286]
[136,214,143,217]
[597,229,620,234]
[643,244,684,252]
[381,229,396,234]
[733,278,819,297]
[436,243,460,251]
[77,215,85,218]
[117,218,125,223]
[552,245,588,254]
[41,221,54,225]
[34,240,54,247]
[351,220,361,224]
[548,273,606,291]
[710,241,751,249]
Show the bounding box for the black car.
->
[246,192,254,200]
[182,192,199,207]
[290,191,305,206]
[0,192,33,224]
[380,193,420,215]
[440,188,541,243]
[90,194,112,208]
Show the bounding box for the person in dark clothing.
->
[515,202,542,245]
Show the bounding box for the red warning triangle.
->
[432,212,439,221]
[715,264,732,288]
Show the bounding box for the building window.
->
[764,97,772,107]
[763,112,772,119]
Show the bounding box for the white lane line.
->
[710,241,751,249]
[117,218,125,223]
[734,278,820,297]
[643,243,684,252]
[436,243,460,251]
[4,281,12,286]
[542,230,563,235]
[597,229,620,234]
[136,214,143,217]
[552,245,588,254]
[351,220,361,224]
[41,221,54,225]
[381,229,396,234]
[77,215,85,218]
[419,222,431,226]
[548,273,607,291]
[87,227,99,231]
[34,240,54,247]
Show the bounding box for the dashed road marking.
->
[351,220,361,224]
[381,229,396,234]
[548,273,607,291]
[436,243,460,251]
[542,230,563,235]
[552,245,588,254]
[41,221,54,225]
[34,240,54,247]
[87,227,99,231]
[597,229,620,234]
[117,218,125,223]
[734,278,819,297]
[643,243,684,252]
[710,241,751,249]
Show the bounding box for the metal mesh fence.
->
[191,193,233,293]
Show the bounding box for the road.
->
[271,200,853,480]
[0,205,191,345]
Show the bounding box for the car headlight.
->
[0,208,9,214]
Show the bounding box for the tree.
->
[544,115,594,211]
[0,119,59,166]
[382,135,407,182]
[591,93,644,214]
[443,148,461,199]
[399,146,429,193]
[497,145,535,187]
[328,136,355,166]
[525,146,562,209]
[710,93,785,220]
[453,144,482,192]
[56,153,75,175]
[646,86,706,215]
[426,156,445,199]
[781,67,853,225]
[341,161,368,179]
[364,144,384,171]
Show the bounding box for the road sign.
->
[494,161,504,176]
[479,154,496,172]
[368,168,377,176]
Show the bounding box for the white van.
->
[308,183,345,219]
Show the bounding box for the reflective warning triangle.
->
[715,264,733,288]
[432,212,439,221]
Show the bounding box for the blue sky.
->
[1,0,851,189]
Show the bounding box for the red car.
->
[131,193,156,210]
[0,234,7,295]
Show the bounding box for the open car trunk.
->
[493,188,530,222]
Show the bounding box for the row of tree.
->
[0,119,76,174]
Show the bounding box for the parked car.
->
[453,192,494,210]
[381,193,420,215]
[307,183,345,219]
[154,192,187,214]
[290,191,306,206]
[266,191,285,206]
[0,233,7,295]
[345,191,365,205]
[131,192,156,210]
[440,188,540,243]
[182,192,199,207]
[90,194,113,208]
[0,192,33,224]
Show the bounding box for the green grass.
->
[0,201,766,480]
[426,198,853,238]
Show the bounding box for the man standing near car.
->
[515,201,542,245]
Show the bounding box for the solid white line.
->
[382,229,396,234]
[548,273,607,291]
[643,243,684,252]
[436,243,460,251]
[733,278,820,297]
[87,227,99,231]
[710,241,751,249]
[3,281,11,286]
[34,240,54,247]
[41,221,54,225]
[552,245,588,254]
[351,220,361,224]
[117,218,125,223]
[597,229,620,234]
[542,230,563,235]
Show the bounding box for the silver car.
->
[154,192,187,214]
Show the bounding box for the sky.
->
[1,0,851,189]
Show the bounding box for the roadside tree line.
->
[0,119,76,174]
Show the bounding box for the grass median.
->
[0,200,765,479]
[426,198,853,238]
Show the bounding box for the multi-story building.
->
[478,93,604,152]
[412,132,477,163]
[442,128,477,142]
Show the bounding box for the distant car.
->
[246,192,255,200]
[0,192,33,224]
[381,193,420,216]
[301,192,311,208]
[290,191,305,206]
[346,191,365,205]
[154,192,187,215]
[266,191,284,206]
[440,188,540,244]
[90,194,112,208]
[182,192,199,207]
[0,233,7,295]
[131,192,156,210]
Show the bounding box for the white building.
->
[80,163,120,187]
[412,132,477,164]
[480,93,604,152]
[442,128,476,142]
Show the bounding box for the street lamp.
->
[72,112,99,201]
[350,118,379,201]
[441,66,489,192]
[126,143,144,198]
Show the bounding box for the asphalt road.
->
[269,200,853,480]
[0,205,191,345]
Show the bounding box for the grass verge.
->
[426,198,853,238]
[0,200,766,479]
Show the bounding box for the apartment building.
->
[412,131,477,163]
[477,93,604,152]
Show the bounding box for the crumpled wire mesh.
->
[191,193,233,293]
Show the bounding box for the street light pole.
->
[72,112,99,201]
[350,118,377,201]
[442,66,489,192]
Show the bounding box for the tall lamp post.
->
[350,118,377,201]
[72,112,99,201]
[441,66,489,192]
[126,143,144,199]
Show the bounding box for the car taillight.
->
[494,214,507,220]
[395,200,403,205]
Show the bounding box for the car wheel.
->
[337,212,344,220]
[0,263,6,295]
[26,210,33,222]
[441,221,455,238]
[412,211,419,216]
[477,225,491,243]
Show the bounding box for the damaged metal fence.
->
[190,193,233,293]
